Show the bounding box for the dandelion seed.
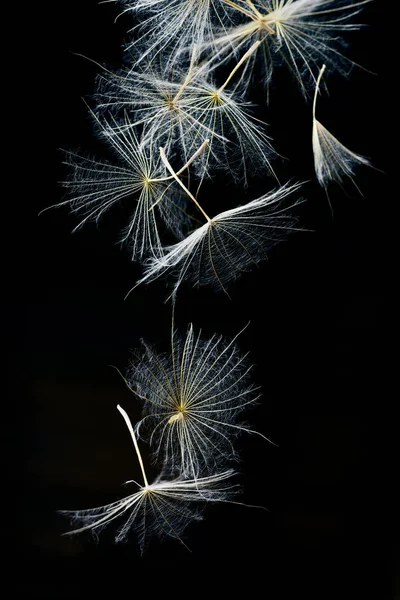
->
[203,0,372,94]
[126,321,273,477]
[117,0,241,67]
[312,63,371,199]
[46,110,208,260]
[135,176,304,298]
[95,43,276,184]
[60,404,237,553]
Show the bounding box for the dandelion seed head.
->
[118,0,241,68]
[61,405,237,552]
[204,0,372,94]
[95,59,276,183]
[126,322,265,478]
[54,108,200,260]
[136,182,304,298]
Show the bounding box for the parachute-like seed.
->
[135,181,304,298]
[60,405,237,553]
[312,64,371,197]
[95,43,277,184]
[48,111,208,260]
[201,0,372,94]
[126,322,272,478]
[117,0,242,68]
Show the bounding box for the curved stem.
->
[149,140,210,184]
[313,64,326,120]
[159,147,212,223]
[173,45,200,103]
[117,405,149,488]
[219,0,258,20]
[245,0,262,18]
[217,40,261,93]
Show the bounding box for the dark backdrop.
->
[10,1,395,597]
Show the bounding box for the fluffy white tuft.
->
[312,64,371,193]
[136,181,304,297]
[127,322,267,477]
[95,56,277,184]
[201,0,372,94]
[55,111,197,260]
[117,0,241,68]
[61,405,237,553]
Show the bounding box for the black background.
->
[10,1,396,597]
